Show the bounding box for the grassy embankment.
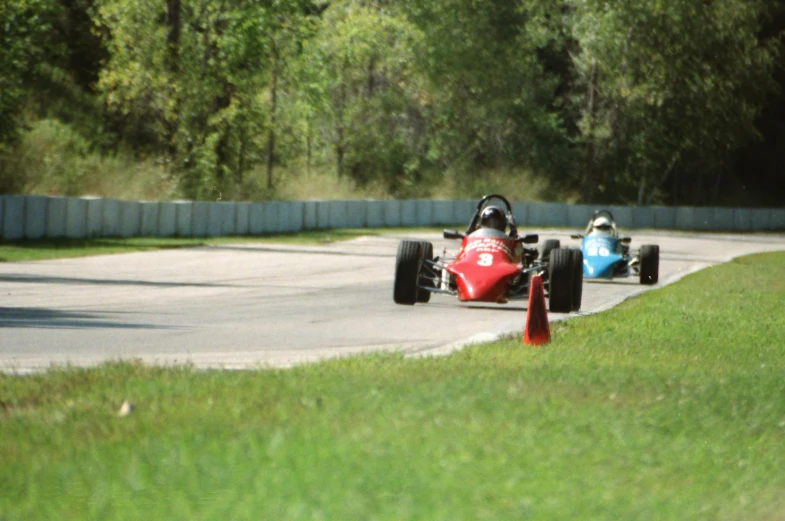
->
[1,251,784,519]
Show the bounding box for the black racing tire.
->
[540,239,561,263]
[393,240,422,305]
[639,244,659,285]
[569,248,584,311]
[416,241,434,303]
[548,248,573,313]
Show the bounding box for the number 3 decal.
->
[478,253,493,266]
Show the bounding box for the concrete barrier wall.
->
[47,197,68,238]
[433,200,456,226]
[192,201,209,237]
[175,201,193,237]
[140,201,159,237]
[101,198,122,237]
[158,202,178,237]
[528,202,568,227]
[25,195,48,239]
[248,202,265,234]
[235,202,250,235]
[771,209,785,230]
[2,194,785,240]
[119,201,141,237]
[264,202,280,234]
[566,204,593,229]
[453,200,475,228]
[328,200,348,229]
[400,200,417,227]
[86,197,103,238]
[652,206,676,230]
[3,195,26,240]
[383,200,402,227]
[65,197,88,238]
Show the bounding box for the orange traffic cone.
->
[523,274,551,345]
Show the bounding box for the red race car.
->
[393,194,583,312]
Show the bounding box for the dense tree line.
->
[1,0,784,204]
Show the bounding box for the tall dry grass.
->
[2,119,554,203]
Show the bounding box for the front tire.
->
[569,248,583,311]
[639,244,659,285]
[540,239,561,263]
[393,240,422,305]
[548,248,573,313]
[416,241,434,303]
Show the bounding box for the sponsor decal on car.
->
[462,238,514,259]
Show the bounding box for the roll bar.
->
[465,194,518,237]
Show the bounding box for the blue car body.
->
[579,235,630,279]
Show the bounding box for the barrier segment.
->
[119,201,142,237]
[3,195,25,240]
[65,197,88,238]
[158,202,178,237]
[235,202,250,235]
[5,194,785,239]
[46,197,68,238]
[140,201,160,236]
[85,197,103,237]
[174,201,193,236]
[366,200,384,228]
[346,200,367,228]
[328,200,349,229]
[25,195,48,239]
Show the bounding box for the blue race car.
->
[570,210,659,284]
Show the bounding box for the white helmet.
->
[590,216,615,236]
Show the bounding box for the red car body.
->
[447,235,521,303]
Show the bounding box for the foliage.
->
[8,119,179,199]
[568,0,782,204]
[401,0,576,180]
[0,0,59,147]
[97,0,313,199]
[290,2,429,195]
[1,0,784,204]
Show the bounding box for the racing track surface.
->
[2,231,785,373]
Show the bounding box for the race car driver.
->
[469,205,526,262]
[586,215,617,238]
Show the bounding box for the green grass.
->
[2,252,784,520]
[0,228,441,262]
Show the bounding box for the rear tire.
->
[639,244,659,285]
[548,248,573,313]
[540,239,561,262]
[393,240,421,305]
[416,241,434,303]
[569,248,583,311]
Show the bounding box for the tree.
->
[97,0,312,199]
[293,1,428,192]
[399,0,575,180]
[568,0,781,204]
[0,0,58,148]
[0,0,104,193]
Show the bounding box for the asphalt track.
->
[2,231,785,373]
